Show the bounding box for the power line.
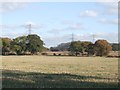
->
[72,33,74,42]
[93,34,95,42]
[28,24,32,35]
[92,34,95,43]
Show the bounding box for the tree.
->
[10,34,44,55]
[2,38,12,55]
[11,44,22,55]
[69,41,83,56]
[94,40,112,56]
[42,46,49,51]
[111,43,119,51]
[0,39,2,55]
[81,41,93,52]
[50,47,59,51]
[26,34,44,54]
[10,36,27,55]
[86,44,95,56]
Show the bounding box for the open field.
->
[1,56,119,88]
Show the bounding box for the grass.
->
[1,56,119,88]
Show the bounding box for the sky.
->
[0,0,118,48]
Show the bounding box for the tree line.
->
[0,34,119,56]
[1,34,48,55]
[50,40,119,56]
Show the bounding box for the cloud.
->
[0,21,43,31]
[94,32,118,43]
[98,18,118,25]
[80,10,98,17]
[97,0,119,2]
[1,0,119,2]
[97,2,118,15]
[48,28,61,34]
[1,31,28,39]
[48,23,84,34]
[66,23,84,30]
[61,20,74,25]
[22,21,43,29]
[43,34,72,47]
[44,32,118,47]
[0,2,27,13]
[0,24,21,30]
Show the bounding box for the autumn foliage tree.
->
[2,38,12,55]
[94,40,112,56]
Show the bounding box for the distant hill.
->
[50,42,71,51]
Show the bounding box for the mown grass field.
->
[1,56,119,88]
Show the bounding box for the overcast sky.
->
[0,0,118,47]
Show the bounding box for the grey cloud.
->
[48,23,85,34]
[80,10,98,17]
[98,2,118,15]
[98,18,118,25]
[0,2,27,13]
[43,32,118,47]
[43,34,72,47]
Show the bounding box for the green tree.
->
[70,41,83,56]
[111,43,119,51]
[11,44,22,54]
[10,36,27,55]
[26,34,44,54]
[95,40,112,56]
[11,34,44,55]
[81,41,93,52]
[86,44,95,56]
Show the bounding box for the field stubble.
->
[1,56,119,88]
